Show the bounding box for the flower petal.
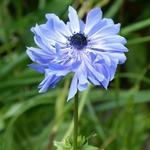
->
[38,75,62,92]
[84,7,102,35]
[26,47,52,64]
[39,24,67,44]
[108,59,118,80]
[89,23,120,39]
[86,19,107,37]
[78,83,88,91]
[89,35,127,45]
[91,43,128,52]
[46,63,70,76]
[67,74,78,101]
[77,72,88,91]
[46,13,71,36]
[86,61,105,83]
[108,52,127,64]
[32,25,56,47]
[28,64,45,73]
[68,6,80,33]
[79,19,85,33]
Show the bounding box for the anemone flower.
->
[27,6,128,100]
[26,6,128,149]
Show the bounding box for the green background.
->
[0,0,150,149]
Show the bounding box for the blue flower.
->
[27,6,128,100]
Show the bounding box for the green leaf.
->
[121,18,150,35]
[82,143,99,150]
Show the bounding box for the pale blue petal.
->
[78,70,88,85]
[26,47,52,64]
[101,79,109,89]
[84,7,102,34]
[47,64,70,76]
[101,54,111,66]
[108,52,127,64]
[32,25,56,47]
[94,64,110,88]
[91,43,128,52]
[67,74,78,101]
[28,64,45,73]
[88,52,104,64]
[38,75,63,92]
[86,62,105,84]
[68,6,80,33]
[109,59,118,80]
[103,18,114,25]
[86,19,107,37]
[46,13,71,36]
[89,52,97,62]
[89,23,120,39]
[32,24,67,47]
[34,35,55,51]
[55,43,61,59]
[79,19,85,33]
[87,71,101,86]
[90,35,127,45]
[38,75,53,93]
[77,69,88,91]
[71,60,82,71]
[78,83,88,91]
[38,24,67,44]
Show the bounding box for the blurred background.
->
[0,0,150,149]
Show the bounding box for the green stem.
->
[74,91,78,150]
[63,86,90,139]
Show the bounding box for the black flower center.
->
[70,33,87,50]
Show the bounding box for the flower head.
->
[27,6,128,100]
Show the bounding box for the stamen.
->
[70,33,87,50]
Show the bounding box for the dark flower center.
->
[70,33,87,50]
